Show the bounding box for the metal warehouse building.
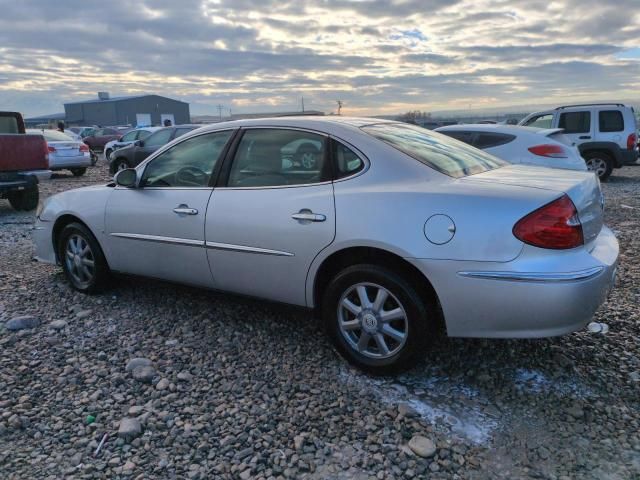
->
[64,92,190,127]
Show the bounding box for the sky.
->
[0,0,639,117]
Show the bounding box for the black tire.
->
[295,143,321,170]
[70,167,87,177]
[57,222,110,293]
[584,151,613,181]
[7,185,39,211]
[322,264,435,374]
[105,148,113,160]
[111,158,130,174]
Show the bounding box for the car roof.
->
[190,116,396,134]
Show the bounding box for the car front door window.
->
[141,131,233,188]
[144,129,173,148]
[227,129,329,187]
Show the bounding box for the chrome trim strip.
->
[457,266,604,283]
[110,232,203,247]
[205,241,294,257]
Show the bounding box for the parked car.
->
[519,103,638,180]
[104,127,161,160]
[108,125,199,173]
[68,126,98,138]
[34,117,618,373]
[435,124,587,171]
[0,112,50,211]
[82,127,130,153]
[27,129,92,176]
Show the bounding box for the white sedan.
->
[435,124,587,171]
[34,117,618,373]
[27,129,92,176]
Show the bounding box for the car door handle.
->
[579,136,591,140]
[173,205,198,215]
[291,211,326,222]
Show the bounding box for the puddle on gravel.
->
[339,367,498,444]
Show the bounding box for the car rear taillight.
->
[513,194,583,249]
[47,145,56,153]
[528,144,567,158]
[79,143,89,152]
[627,133,637,150]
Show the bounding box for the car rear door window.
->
[473,133,516,149]
[138,130,153,140]
[332,139,364,179]
[559,111,591,134]
[227,129,329,187]
[439,130,475,146]
[144,129,173,147]
[598,110,624,132]
[141,131,232,188]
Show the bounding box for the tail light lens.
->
[513,194,583,249]
[47,145,56,153]
[79,143,89,152]
[627,133,637,150]
[528,144,567,158]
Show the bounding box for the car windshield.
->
[362,123,507,178]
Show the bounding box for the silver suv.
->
[519,103,638,180]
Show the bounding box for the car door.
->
[557,109,594,146]
[104,130,234,287]
[134,128,173,165]
[205,127,336,306]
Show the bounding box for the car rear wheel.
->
[7,185,39,211]
[584,151,613,181]
[57,222,110,293]
[112,158,130,174]
[105,148,113,160]
[322,264,434,373]
[71,167,87,177]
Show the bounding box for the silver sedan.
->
[34,117,619,372]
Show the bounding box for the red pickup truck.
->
[0,112,51,211]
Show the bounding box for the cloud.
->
[0,0,638,117]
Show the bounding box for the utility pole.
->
[336,100,343,116]
[301,96,305,113]
[217,104,223,121]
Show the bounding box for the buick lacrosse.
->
[34,117,618,372]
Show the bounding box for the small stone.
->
[177,371,193,382]
[5,315,40,331]
[239,468,252,480]
[156,378,170,390]
[398,403,417,418]
[125,358,153,372]
[49,320,68,331]
[118,417,142,442]
[8,414,22,429]
[128,406,144,416]
[123,461,135,471]
[408,435,436,458]
[75,309,92,319]
[567,406,584,419]
[630,371,640,382]
[165,339,179,347]
[132,366,156,384]
[294,434,305,450]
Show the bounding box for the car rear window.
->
[473,132,515,149]
[362,123,507,178]
[42,130,74,142]
[598,110,624,132]
[439,130,475,145]
[0,115,20,134]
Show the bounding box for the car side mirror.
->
[114,168,138,188]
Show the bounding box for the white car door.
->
[104,130,234,288]
[205,128,336,306]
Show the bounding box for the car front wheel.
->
[105,148,113,160]
[112,158,130,174]
[58,222,110,293]
[322,264,434,373]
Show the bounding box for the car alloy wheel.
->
[300,152,317,170]
[337,282,408,359]
[116,160,129,172]
[64,234,96,290]
[586,157,608,178]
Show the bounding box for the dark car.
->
[109,125,199,173]
[83,127,130,152]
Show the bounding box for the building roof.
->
[64,94,188,106]
[24,112,66,121]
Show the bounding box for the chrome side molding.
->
[205,241,294,257]
[457,266,604,283]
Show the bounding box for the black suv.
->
[109,125,199,173]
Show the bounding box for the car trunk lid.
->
[462,165,604,245]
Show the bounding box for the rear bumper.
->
[620,148,639,165]
[50,154,92,169]
[410,226,619,338]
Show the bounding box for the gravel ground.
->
[0,159,639,479]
